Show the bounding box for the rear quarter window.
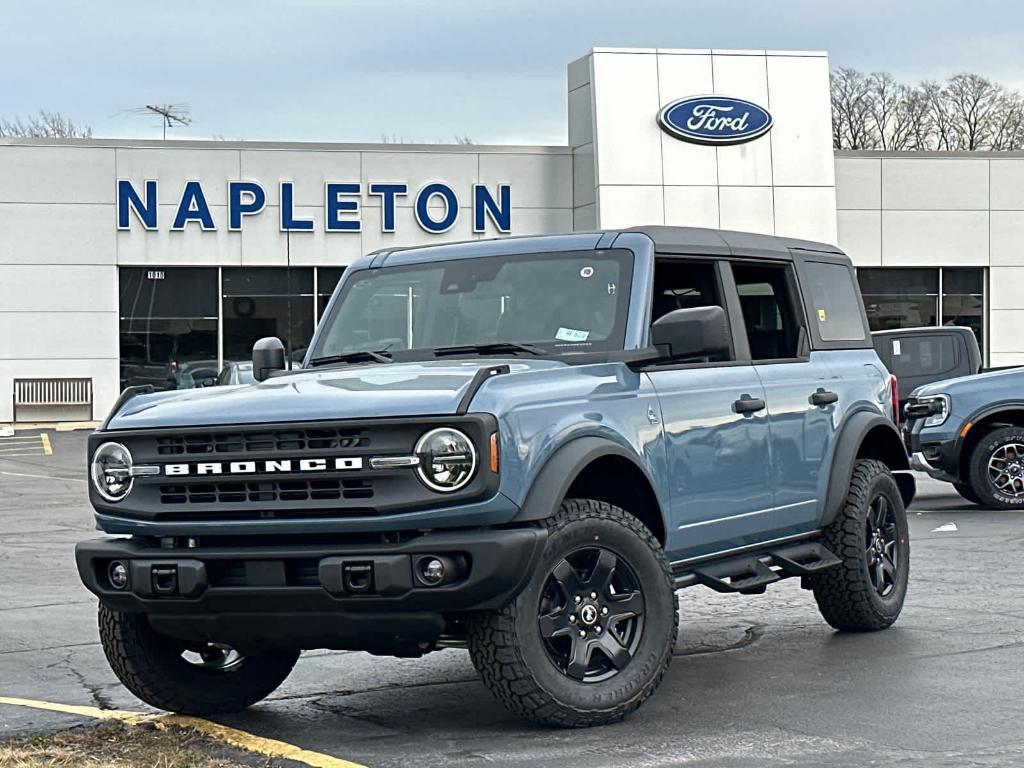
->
[888,335,958,377]
[803,261,867,342]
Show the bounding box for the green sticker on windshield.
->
[556,327,590,342]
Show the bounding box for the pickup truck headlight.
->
[415,428,477,492]
[90,442,134,502]
[907,394,950,428]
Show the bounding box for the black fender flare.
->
[822,411,913,526]
[955,402,1024,471]
[512,436,664,525]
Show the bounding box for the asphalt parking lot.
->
[2,429,1023,767]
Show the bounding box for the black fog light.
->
[420,557,445,585]
[108,561,129,590]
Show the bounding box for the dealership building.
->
[2,47,1022,423]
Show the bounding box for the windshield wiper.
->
[308,349,393,367]
[433,342,546,357]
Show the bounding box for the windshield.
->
[311,249,634,358]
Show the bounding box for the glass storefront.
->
[857,267,986,356]
[119,266,344,390]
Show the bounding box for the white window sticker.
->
[556,327,590,342]
[893,339,902,356]
[580,266,594,278]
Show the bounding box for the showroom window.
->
[119,266,350,388]
[857,267,986,355]
[222,268,314,364]
[119,268,219,391]
[317,267,346,320]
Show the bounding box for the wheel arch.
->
[957,405,1024,480]
[822,411,914,526]
[512,437,667,545]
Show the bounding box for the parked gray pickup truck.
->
[78,227,915,727]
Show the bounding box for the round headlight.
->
[90,442,134,502]
[415,428,477,492]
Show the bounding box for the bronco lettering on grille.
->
[163,457,364,476]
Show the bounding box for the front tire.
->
[468,499,677,727]
[811,459,910,632]
[99,605,299,714]
[966,426,1024,510]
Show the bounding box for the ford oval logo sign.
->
[658,95,773,146]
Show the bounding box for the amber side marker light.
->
[961,422,973,438]
[489,432,499,473]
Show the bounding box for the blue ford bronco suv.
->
[77,227,914,727]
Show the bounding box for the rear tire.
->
[99,604,299,714]
[953,482,981,506]
[966,426,1024,510]
[810,459,910,632]
[467,499,677,727]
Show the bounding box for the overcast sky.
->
[4,0,1024,144]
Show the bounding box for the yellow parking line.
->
[40,433,52,455]
[0,696,367,768]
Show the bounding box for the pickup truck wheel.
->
[99,604,299,714]
[967,427,1024,510]
[467,498,677,727]
[953,482,981,505]
[810,459,909,632]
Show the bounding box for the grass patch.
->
[0,719,295,768]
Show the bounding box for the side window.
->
[731,263,805,361]
[803,261,868,342]
[651,258,730,361]
[888,335,958,378]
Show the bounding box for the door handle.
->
[809,388,839,407]
[733,394,766,415]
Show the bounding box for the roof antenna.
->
[127,104,192,140]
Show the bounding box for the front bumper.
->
[76,526,546,653]
[904,421,961,482]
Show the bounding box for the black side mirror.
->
[252,337,286,382]
[651,306,730,360]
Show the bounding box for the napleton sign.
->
[116,179,513,234]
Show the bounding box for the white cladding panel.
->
[835,158,881,211]
[836,210,882,266]
[766,54,835,187]
[575,48,836,241]
[0,146,114,204]
[881,158,989,210]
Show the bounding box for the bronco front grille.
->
[159,478,374,505]
[155,427,369,456]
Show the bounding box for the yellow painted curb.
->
[40,433,53,455]
[0,696,367,768]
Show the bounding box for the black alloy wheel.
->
[537,546,645,683]
[864,493,900,598]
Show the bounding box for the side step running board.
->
[672,541,841,594]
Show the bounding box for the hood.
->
[105,358,569,430]
[912,365,1024,398]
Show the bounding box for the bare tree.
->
[944,73,1003,150]
[865,72,912,150]
[832,68,1024,151]
[830,68,874,149]
[901,84,934,150]
[0,110,92,138]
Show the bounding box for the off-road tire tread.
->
[811,459,906,633]
[99,604,299,714]
[467,498,677,727]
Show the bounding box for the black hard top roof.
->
[623,226,846,260]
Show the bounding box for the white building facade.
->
[0,47,1019,422]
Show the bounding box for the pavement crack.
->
[66,660,116,710]
[674,623,764,657]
